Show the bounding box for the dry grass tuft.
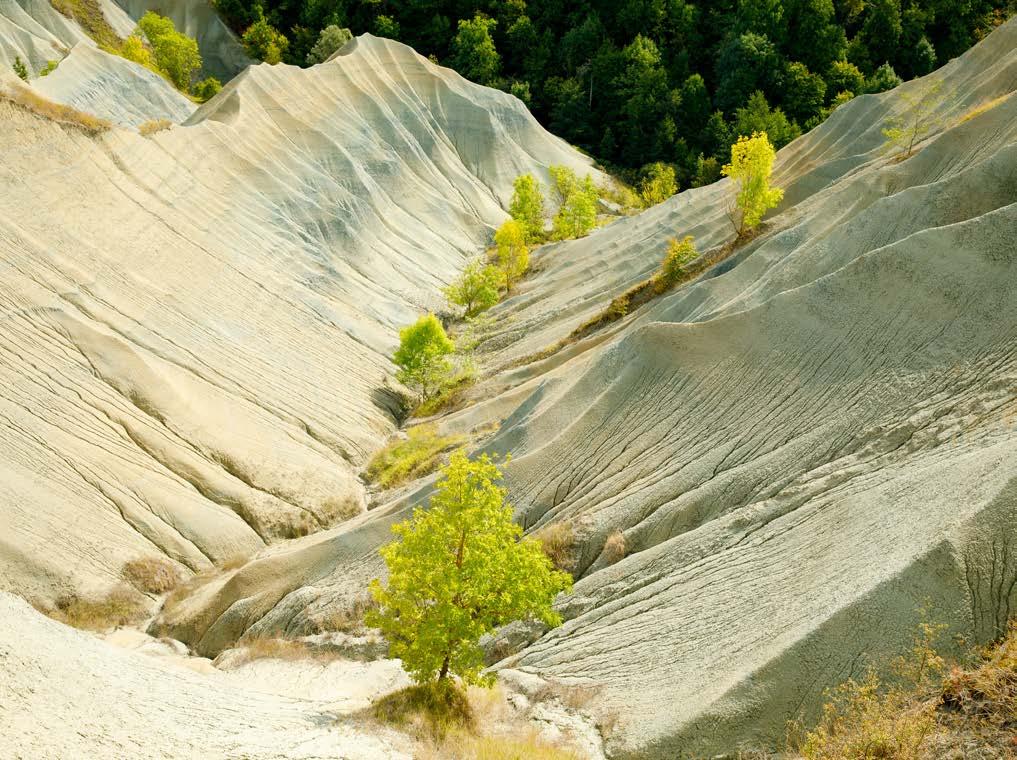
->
[161,554,250,615]
[368,681,475,740]
[535,521,577,574]
[138,118,172,136]
[312,593,378,635]
[37,585,148,631]
[227,636,342,666]
[50,0,121,48]
[534,681,601,711]
[2,86,111,134]
[122,556,183,594]
[603,530,627,564]
[959,92,1014,123]
[365,424,465,490]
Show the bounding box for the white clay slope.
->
[149,19,1017,758]
[0,32,601,608]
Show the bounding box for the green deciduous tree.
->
[508,174,544,242]
[552,174,598,240]
[368,451,572,685]
[826,61,865,100]
[138,12,201,90]
[192,76,222,102]
[12,56,28,81]
[733,91,801,148]
[307,24,352,64]
[443,259,503,317]
[450,14,499,86]
[882,78,944,158]
[393,314,455,400]
[865,62,903,93]
[494,220,529,293]
[659,235,698,287]
[242,12,289,64]
[640,162,678,206]
[715,32,780,113]
[782,61,827,124]
[723,132,784,235]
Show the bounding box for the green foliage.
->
[551,173,598,241]
[782,61,827,124]
[494,220,529,293]
[723,132,784,234]
[639,162,678,206]
[374,15,400,39]
[369,680,474,739]
[826,61,865,100]
[660,235,697,287]
[242,12,289,64]
[450,14,499,85]
[733,91,801,148]
[203,0,1003,173]
[119,35,152,68]
[882,79,945,158]
[508,174,544,243]
[865,62,903,93]
[443,258,503,317]
[192,76,222,102]
[49,0,120,49]
[393,314,455,400]
[138,12,201,90]
[692,154,722,188]
[547,164,578,206]
[39,59,58,77]
[365,424,465,490]
[367,451,572,685]
[306,25,352,64]
[12,56,28,81]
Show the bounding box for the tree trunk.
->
[438,654,450,680]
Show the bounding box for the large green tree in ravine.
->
[213,0,1012,184]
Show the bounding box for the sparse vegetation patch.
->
[364,424,465,490]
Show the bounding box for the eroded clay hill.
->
[152,19,1017,758]
[0,29,600,606]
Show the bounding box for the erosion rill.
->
[1,2,1016,758]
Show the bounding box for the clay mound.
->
[0,32,602,605]
[158,20,1017,757]
[33,41,195,126]
[0,592,409,759]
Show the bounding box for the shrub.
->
[548,164,578,206]
[639,162,677,206]
[659,235,697,288]
[605,295,629,320]
[798,672,936,760]
[368,452,572,685]
[119,35,151,68]
[306,24,353,64]
[722,132,784,235]
[138,118,172,136]
[603,530,627,564]
[444,258,503,317]
[535,521,577,574]
[365,424,465,489]
[122,556,182,593]
[551,174,598,240]
[865,62,903,93]
[692,154,721,187]
[137,12,201,90]
[39,59,59,76]
[393,314,455,400]
[494,219,529,293]
[42,586,148,631]
[191,76,221,102]
[13,56,29,80]
[882,79,945,159]
[508,173,545,242]
[242,12,289,64]
[369,681,475,739]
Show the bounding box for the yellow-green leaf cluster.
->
[551,173,598,241]
[393,314,455,400]
[494,219,529,293]
[443,258,504,317]
[722,132,783,235]
[368,451,572,685]
[508,173,544,242]
[639,162,677,206]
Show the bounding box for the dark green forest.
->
[220,0,1013,184]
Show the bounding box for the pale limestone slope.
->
[157,20,1017,757]
[0,33,601,605]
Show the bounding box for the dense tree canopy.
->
[216,0,1009,183]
